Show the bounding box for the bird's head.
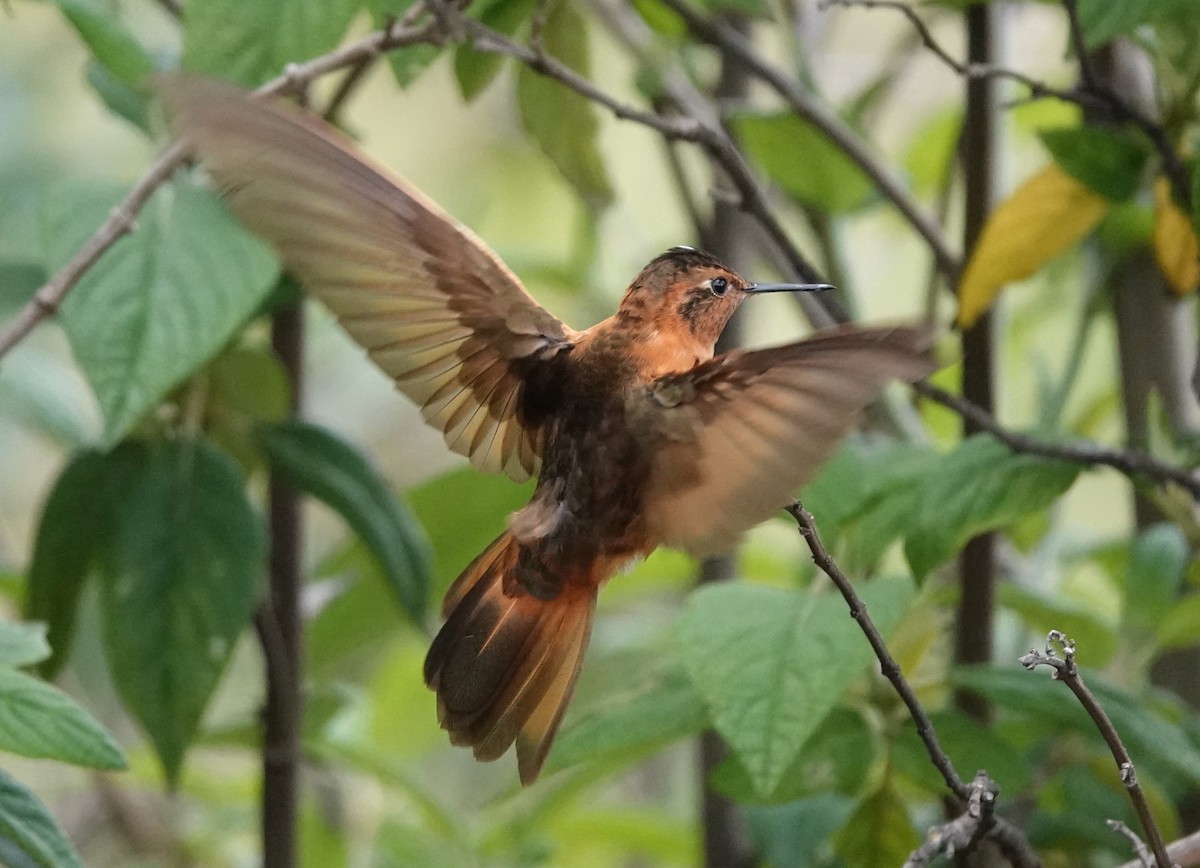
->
[618,246,832,348]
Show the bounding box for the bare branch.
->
[788,502,1041,865]
[1118,827,1200,868]
[0,16,442,362]
[657,0,962,286]
[1110,819,1156,868]
[915,380,1200,502]
[903,772,998,867]
[1020,631,1174,868]
[824,0,1193,212]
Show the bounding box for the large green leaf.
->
[257,420,432,622]
[42,179,279,448]
[678,576,913,798]
[733,111,875,213]
[1040,126,1150,202]
[1076,0,1194,46]
[98,438,264,782]
[904,435,1080,580]
[26,450,125,677]
[182,0,360,87]
[544,656,708,775]
[0,669,125,769]
[54,0,155,87]
[516,1,613,209]
[1122,523,1188,637]
[0,767,82,868]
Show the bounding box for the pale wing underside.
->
[164,76,576,482]
[631,325,936,557]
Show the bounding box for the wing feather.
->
[164,75,578,482]
[631,324,936,557]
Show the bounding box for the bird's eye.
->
[710,277,728,297]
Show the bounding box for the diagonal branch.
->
[0,14,442,362]
[788,502,1041,867]
[657,0,963,286]
[915,380,1200,502]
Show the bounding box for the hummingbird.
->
[165,76,936,785]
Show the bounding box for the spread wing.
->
[629,325,936,557]
[163,76,576,482]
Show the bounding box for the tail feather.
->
[424,531,596,784]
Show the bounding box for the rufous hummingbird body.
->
[166,77,936,785]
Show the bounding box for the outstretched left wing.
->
[628,324,936,558]
[163,76,576,482]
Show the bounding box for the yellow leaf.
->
[957,163,1110,328]
[1153,177,1200,296]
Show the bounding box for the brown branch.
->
[1020,631,1173,868]
[656,0,962,286]
[903,772,1000,867]
[915,380,1200,502]
[0,14,442,362]
[1118,827,1200,868]
[788,502,1041,866]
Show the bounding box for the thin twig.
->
[788,502,1041,866]
[1110,819,1156,868]
[823,0,1192,212]
[0,15,442,362]
[903,772,999,867]
[915,380,1200,502]
[1020,631,1174,868]
[658,0,962,286]
[789,502,968,799]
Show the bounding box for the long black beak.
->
[746,282,835,293]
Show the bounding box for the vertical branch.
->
[695,15,757,868]
[955,2,1000,723]
[260,301,306,868]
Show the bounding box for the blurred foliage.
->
[1,0,1200,866]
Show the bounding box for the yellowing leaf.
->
[1153,177,1200,296]
[957,163,1109,328]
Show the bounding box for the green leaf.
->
[516,1,613,209]
[1076,0,1194,46]
[1157,594,1200,652]
[904,435,1080,580]
[182,0,360,87]
[544,656,708,775]
[85,60,150,132]
[832,780,919,868]
[26,450,124,677]
[0,622,50,668]
[42,179,279,448]
[1123,523,1188,634]
[98,438,264,782]
[454,0,537,101]
[368,0,442,88]
[746,794,855,868]
[408,466,533,595]
[678,576,914,797]
[0,348,97,448]
[958,665,1200,787]
[998,583,1117,666]
[0,669,125,769]
[257,420,431,621]
[733,111,875,213]
[54,0,155,86]
[0,767,83,868]
[893,709,1031,795]
[0,262,43,320]
[1040,126,1150,201]
[709,706,874,804]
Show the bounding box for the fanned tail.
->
[423,531,596,784]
